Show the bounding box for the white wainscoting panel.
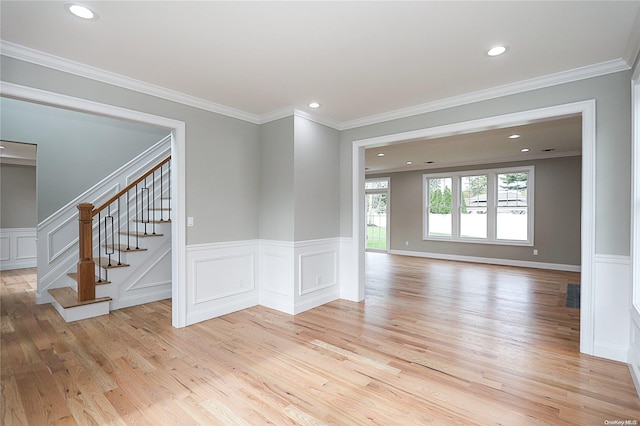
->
[259,240,295,314]
[299,250,337,295]
[629,309,640,398]
[593,254,631,362]
[294,238,340,314]
[0,228,37,270]
[186,240,259,325]
[338,237,360,301]
[258,238,342,316]
[0,236,9,261]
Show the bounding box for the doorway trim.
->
[351,100,596,355]
[364,177,390,252]
[0,82,188,328]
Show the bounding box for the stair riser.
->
[123,223,170,237]
[94,234,170,278]
[94,222,170,250]
[149,210,172,221]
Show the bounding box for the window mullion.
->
[452,176,460,238]
[487,172,497,241]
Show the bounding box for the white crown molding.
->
[258,106,342,130]
[0,40,631,132]
[0,40,262,124]
[292,109,342,130]
[259,106,296,125]
[341,59,631,130]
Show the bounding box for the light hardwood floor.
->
[2,254,640,425]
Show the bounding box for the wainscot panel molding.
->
[593,254,631,363]
[185,240,260,325]
[258,238,342,315]
[259,240,295,314]
[294,238,340,314]
[0,228,37,270]
[389,249,581,272]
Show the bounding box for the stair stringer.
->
[96,232,172,310]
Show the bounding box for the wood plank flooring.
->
[2,254,640,425]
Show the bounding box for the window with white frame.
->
[423,166,534,245]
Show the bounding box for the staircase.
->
[48,156,172,322]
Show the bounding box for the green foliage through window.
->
[429,179,452,214]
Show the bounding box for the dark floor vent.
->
[566,283,580,309]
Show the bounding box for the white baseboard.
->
[593,342,629,363]
[388,249,581,272]
[0,228,37,270]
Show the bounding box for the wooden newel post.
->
[77,203,96,302]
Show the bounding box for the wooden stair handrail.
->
[92,155,171,217]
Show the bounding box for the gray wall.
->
[1,55,629,254]
[258,116,341,242]
[1,56,261,244]
[294,116,341,241]
[0,97,169,222]
[0,163,36,228]
[341,70,631,257]
[369,156,582,265]
[259,117,295,240]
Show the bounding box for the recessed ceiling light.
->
[65,3,97,20]
[406,161,413,165]
[377,153,385,157]
[508,134,521,139]
[487,45,508,57]
[0,146,5,149]
[521,148,530,153]
[308,102,320,109]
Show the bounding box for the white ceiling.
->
[364,115,582,173]
[0,1,638,171]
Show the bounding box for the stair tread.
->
[48,287,111,309]
[94,258,130,269]
[67,272,111,285]
[120,231,164,237]
[104,244,147,252]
